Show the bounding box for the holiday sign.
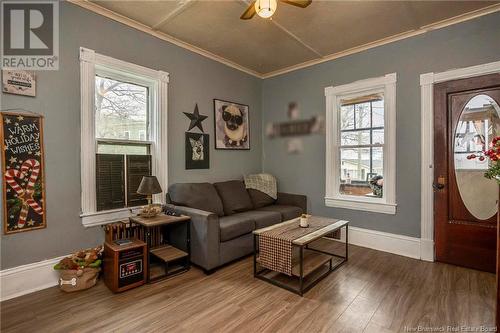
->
[1,112,46,234]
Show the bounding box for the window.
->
[80,47,169,226]
[454,94,497,171]
[94,74,152,211]
[325,73,397,214]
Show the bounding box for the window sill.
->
[80,207,142,227]
[324,197,396,215]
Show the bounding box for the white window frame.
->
[79,47,169,227]
[324,73,397,214]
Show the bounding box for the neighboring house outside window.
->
[325,73,397,214]
[79,47,169,227]
[454,100,492,171]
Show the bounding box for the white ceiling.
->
[82,0,500,77]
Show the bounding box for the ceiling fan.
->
[240,0,312,20]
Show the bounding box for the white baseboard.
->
[420,238,435,262]
[0,227,427,301]
[338,226,422,260]
[0,255,67,302]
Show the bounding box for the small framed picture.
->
[2,70,36,97]
[213,99,250,150]
[185,132,209,169]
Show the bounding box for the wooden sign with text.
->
[0,112,46,234]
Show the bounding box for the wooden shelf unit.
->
[291,250,333,277]
[257,249,333,278]
[150,245,188,262]
[129,214,191,283]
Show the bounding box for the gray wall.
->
[1,3,499,270]
[262,12,500,238]
[0,2,262,269]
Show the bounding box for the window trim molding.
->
[79,47,169,227]
[324,73,397,215]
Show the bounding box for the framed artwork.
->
[2,70,36,97]
[213,99,250,150]
[0,112,46,234]
[185,132,209,169]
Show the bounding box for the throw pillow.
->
[214,180,253,215]
[247,188,275,209]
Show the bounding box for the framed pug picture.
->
[185,132,209,169]
[213,99,250,150]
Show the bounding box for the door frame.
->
[419,60,500,261]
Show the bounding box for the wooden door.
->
[434,73,500,273]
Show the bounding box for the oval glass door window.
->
[454,94,500,220]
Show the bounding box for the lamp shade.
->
[137,176,162,195]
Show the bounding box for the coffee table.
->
[253,216,348,296]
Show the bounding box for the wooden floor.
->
[1,244,495,333]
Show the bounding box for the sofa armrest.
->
[165,204,220,271]
[276,192,307,213]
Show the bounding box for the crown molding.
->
[261,3,500,79]
[68,1,500,80]
[67,0,263,78]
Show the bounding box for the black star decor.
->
[183,104,208,133]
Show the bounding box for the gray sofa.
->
[165,180,306,273]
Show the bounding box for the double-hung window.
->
[95,73,152,211]
[325,73,397,214]
[79,47,169,226]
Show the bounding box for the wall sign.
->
[265,102,324,154]
[0,112,46,234]
[2,70,36,97]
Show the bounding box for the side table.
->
[129,214,191,282]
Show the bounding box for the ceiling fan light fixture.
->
[254,0,277,18]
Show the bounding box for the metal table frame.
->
[253,220,348,296]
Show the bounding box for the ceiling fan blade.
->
[280,0,312,8]
[240,1,257,20]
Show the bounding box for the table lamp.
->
[137,176,162,217]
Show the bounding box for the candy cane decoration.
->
[4,159,43,228]
[20,159,43,215]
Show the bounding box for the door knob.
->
[433,175,446,190]
[433,183,445,190]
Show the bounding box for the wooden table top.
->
[129,214,190,227]
[105,238,146,252]
[253,216,348,246]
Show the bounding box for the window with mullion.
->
[94,72,152,211]
[339,98,385,196]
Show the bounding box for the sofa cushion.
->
[168,183,224,217]
[247,189,275,209]
[236,210,282,229]
[214,180,253,215]
[219,214,255,242]
[256,205,303,221]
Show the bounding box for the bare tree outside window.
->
[95,75,149,141]
[339,97,384,197]
[93,74,152,211]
